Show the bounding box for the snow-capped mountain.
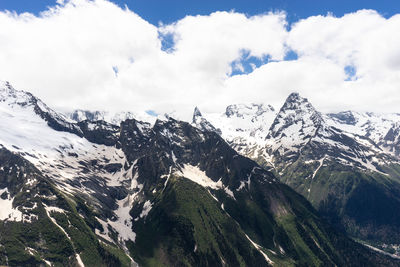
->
[326,110,400,146]
[3,81,394,266]
[194,92,400,174]
[191,91,400,253]
[192,107,222,135]
[67,109,157,126]
[265,92,324,159]
[264,93,397,175]
[193,103,276,167]
[0,81,83,137]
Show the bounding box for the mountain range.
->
[193,92,400,257]
[0,81,399,266]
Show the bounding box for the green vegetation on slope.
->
[277,157,400,246]
[128,176,268,267]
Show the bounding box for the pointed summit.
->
[0,80,14,92]
[286,92,301,100]
[192,106,202,122]
[266,92,324,154]
[280,92,318,114]
[192,106,203,125]
[0,81,83,137]
[194,106,202,116]
[192,107,222,135]
[271,92,322,131]
[0,80,30,104]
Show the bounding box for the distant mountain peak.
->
[192,106,203,124]
[67,109,157,126]
[193,106,202,117]
[225,103,275,118]
[286,91,301,100]
[0,80,32,105]
[327,110,357,125]
[69,109,105,122]
[0,81,82,137]
[281,92,317,112]
[0,80,13,91]
[192,106,222,135]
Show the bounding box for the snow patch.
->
[177,164,223,190]
[45,207,71,240]
[244,233,274,265]
[237,181,246,191]
[45,205,66,214]
[107,194,136,242]
[177,165,235,200]
[311,156,326,179]
[76,253,84,267]
[0,188,22,221]
[95,217,115,244]
[224,187,235,199]
[139,200,152,219]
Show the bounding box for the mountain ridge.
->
[1,81,399,265]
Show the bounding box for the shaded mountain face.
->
[193,92,400,254]
[0,82,397,266]
[381,122,400,157]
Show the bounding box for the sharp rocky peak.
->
[192,106,203,124]
[268,92,323,138]
[285,92,301,102]
[193,106,202,118]
[265,92,330,160]
[280,92,319,114]
[1,80,36,106]
[191,107,222,135]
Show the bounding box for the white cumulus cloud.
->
[0,1,399,119]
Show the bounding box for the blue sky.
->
[1,0,399,25]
